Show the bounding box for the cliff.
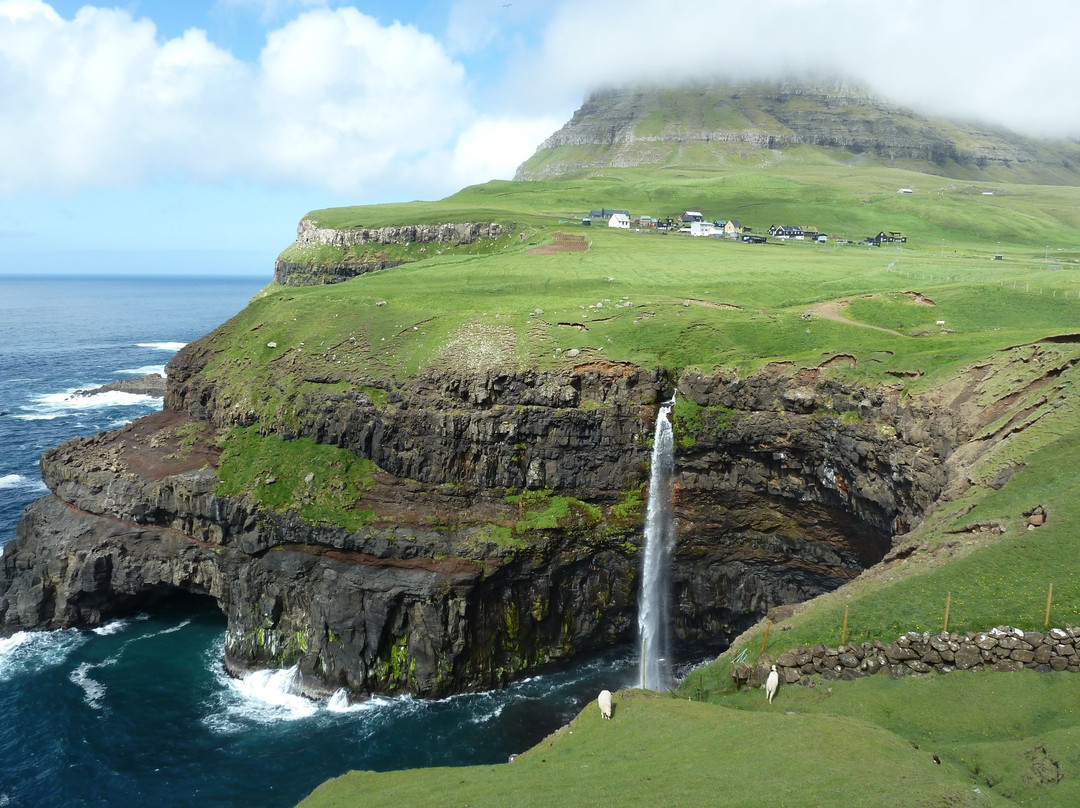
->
[5,338,1047,698]
[515,81,1080,183]
[274,217,510,286]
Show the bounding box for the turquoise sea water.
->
[0,276,637,807]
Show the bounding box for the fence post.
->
[943,591,951,632]
[760,620,772,656]
[1045,582,1054,628]
[841,605,849,645]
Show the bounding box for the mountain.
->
[516,80,1080,185]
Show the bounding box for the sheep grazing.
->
[597,689,613,719]
[765,665,779,704]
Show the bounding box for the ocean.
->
[0,275,637,808]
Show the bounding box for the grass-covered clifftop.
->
[206,155,1080,807]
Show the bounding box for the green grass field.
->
[195,159,1080,808]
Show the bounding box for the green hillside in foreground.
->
[247,101,1080,806]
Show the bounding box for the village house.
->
[608,212,631,229]
[867,230,907,245]
[769,225,806,240]
[588,208,630,222]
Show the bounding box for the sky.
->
[1,0,1078,277]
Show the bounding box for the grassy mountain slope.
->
[515,82,1080,186]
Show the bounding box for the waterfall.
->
[638,397,676,691]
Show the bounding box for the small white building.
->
[608,213,631,229]
[690,221,718,237]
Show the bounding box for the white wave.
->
[206,663,318,732]
[143,617,192,639]
[16,389,162,420]
[116,364,167,377]
[136,342,186,351]
[92,619,132,637]
[0,473,46,492]
[467,700,507,725]
[326,688,363,713]
[0,629,87,682]
[70,659,117,710]
[324,689,398,714]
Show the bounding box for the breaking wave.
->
[15,389,162,421]
[136,342,186,351]
[0,474,46,492]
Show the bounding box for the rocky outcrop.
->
[273,219,508,286]
[73,373,166,398]
[293,218,507,249]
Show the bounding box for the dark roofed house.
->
[868,230,907,245]
[770,225,805,240]
[589,208,630,220]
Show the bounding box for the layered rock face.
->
[273,219,508,286]
[2,356,973,698]
[515,81,1080,182]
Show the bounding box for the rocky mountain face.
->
[515,81,1080,183]
[3,334,1038,698]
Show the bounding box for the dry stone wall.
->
[759,626,1080,686]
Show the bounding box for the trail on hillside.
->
[807,300,900,335]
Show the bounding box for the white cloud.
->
[447,115,567,185]
[252,8,471,193]
[0,2,479,197]
[515,0,1080,138]
[213,0,329,26]
[4,0,1077,207]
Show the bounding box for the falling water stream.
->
[638,397,676,691]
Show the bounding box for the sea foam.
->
[136,342,186,351]
[116,364,167,377]
[206,661,318,732]
[70,658,118,710]
[16,389,162,420]
[0,629,87,682]
[0,474,46,492]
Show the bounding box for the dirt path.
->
[807,300,900,335]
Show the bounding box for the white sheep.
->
[765,665,779,704]
[597,689,613,719]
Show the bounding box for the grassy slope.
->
[213,163,1080,808]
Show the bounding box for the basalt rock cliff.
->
[3,328,1045,698]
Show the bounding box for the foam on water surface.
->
[0,474,46,492]
[136,342,186,351]
[16,389,162,420]
[116,364,167,376]
[0,629,88,682]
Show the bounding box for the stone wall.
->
[759,626,1080,686]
